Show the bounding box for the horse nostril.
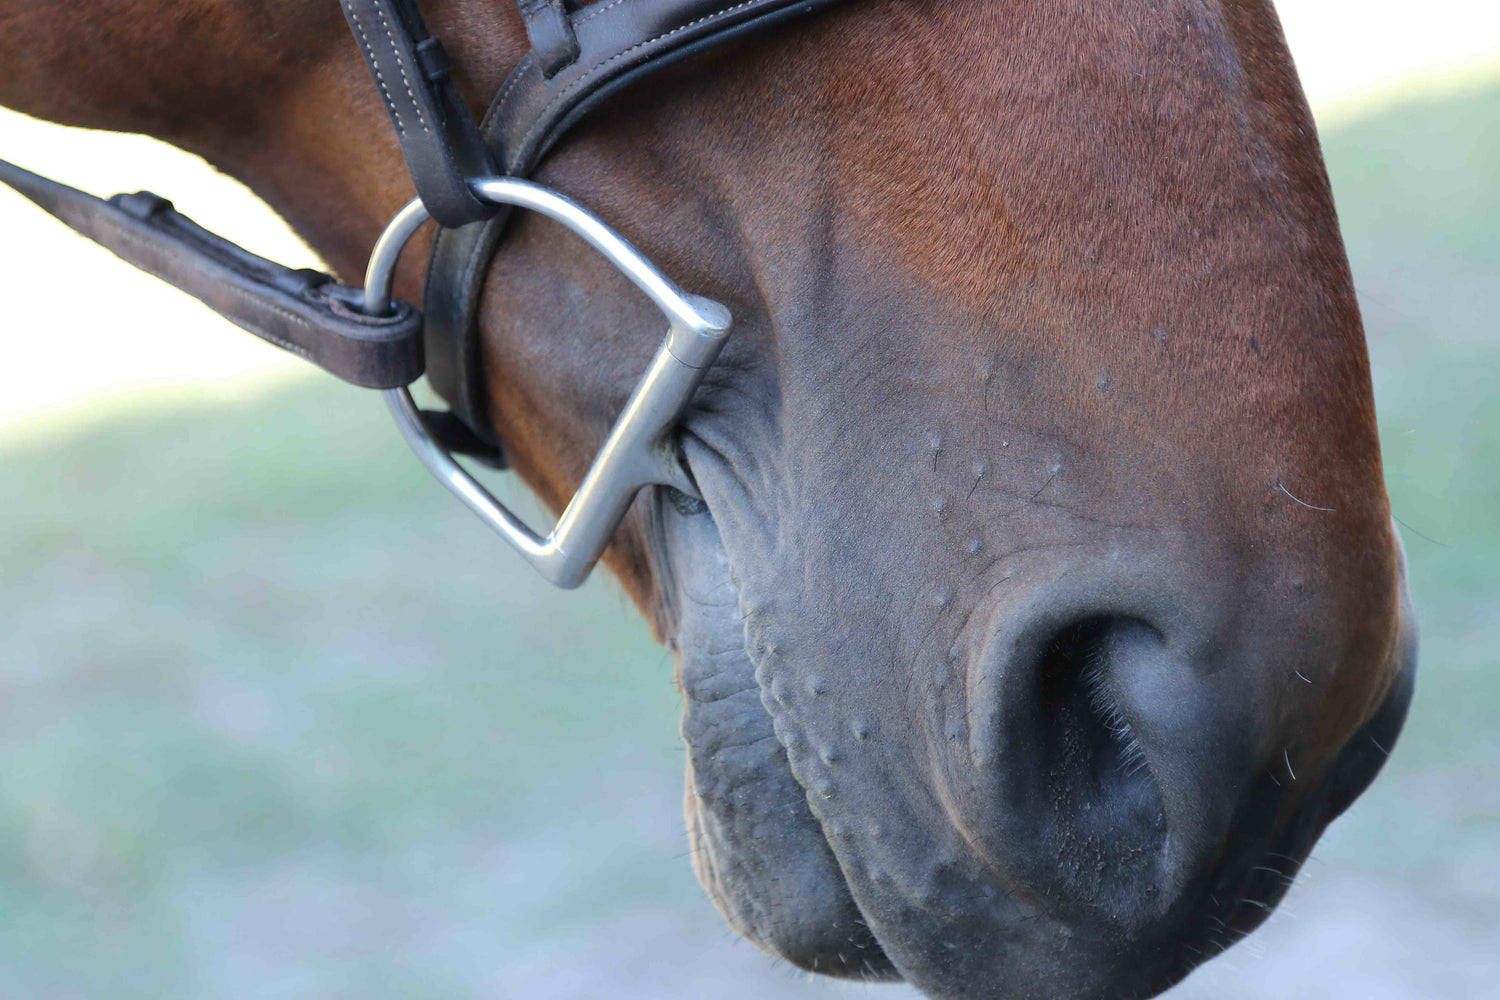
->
[970,613,1177,915]
[1034,616,1161,796]
[976,598,1264,918]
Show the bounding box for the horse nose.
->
[960,578,1264,912]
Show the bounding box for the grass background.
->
[0,74,1496,1000]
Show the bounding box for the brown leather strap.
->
[493,0,845,175]
[0,158,425,390]
[1,0,843,455]
[516,0,582,78]
[423,0,848,442]
[339,0,499,227]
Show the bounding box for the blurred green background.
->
[1,32,1497,1000]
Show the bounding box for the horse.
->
[0,0,1417,997]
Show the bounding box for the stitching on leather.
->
[459,223,493,294]
[450,1,779,392]
[487,53,536,129]
[574,0,630,26]
[213,293,318,363]
[97,216,319,363]
[345,2,406,136]
[516,0,772,156]
[454,215,505,394]
[373,5,430,134]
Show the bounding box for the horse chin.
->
[657,496,900,982]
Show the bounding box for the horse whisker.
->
[1276,479,1336,512]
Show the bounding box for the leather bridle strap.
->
[0,0,843,444]
[338,0,500,228]
[0,157,425,390]
[422,0,847,445]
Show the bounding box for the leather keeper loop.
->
[517,0,581,78]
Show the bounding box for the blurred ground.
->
[1,13,1498,1000]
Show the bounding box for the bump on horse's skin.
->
[0,0,1417,997]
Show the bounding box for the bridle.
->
[0,0,843,588]
[371,176,729,587]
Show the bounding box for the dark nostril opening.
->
[1037,616,1154,789]
[1020,616,1167,910]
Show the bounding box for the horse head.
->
[0,0,1417,996]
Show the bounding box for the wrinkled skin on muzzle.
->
[653,271,1416,993]
[621,2,1419,996]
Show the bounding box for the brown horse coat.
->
[0,2,1416,997]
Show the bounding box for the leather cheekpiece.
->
[422,0,847,442]
[340,0,500,228]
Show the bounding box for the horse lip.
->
[656,492,898,980]
[658,445,1419,997]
